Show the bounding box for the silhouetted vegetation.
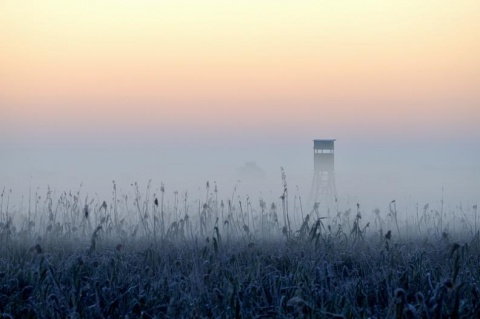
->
[0,182,479,318]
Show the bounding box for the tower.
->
[309,139,337,205]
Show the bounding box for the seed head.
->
[385,230,392,240]
[84,204,89,219]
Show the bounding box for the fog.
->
[2,133,479,221]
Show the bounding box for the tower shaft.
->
[309,139,337,205]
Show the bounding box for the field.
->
[0,182,479,319]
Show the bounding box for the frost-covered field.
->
[0,182,479,318]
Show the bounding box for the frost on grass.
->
[0,182,479,318]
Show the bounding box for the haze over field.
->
[1,1,479,208]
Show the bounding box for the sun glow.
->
[1,1,479,141]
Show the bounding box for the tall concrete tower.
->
[309,139,337,204]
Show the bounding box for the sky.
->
[1,1,479,209]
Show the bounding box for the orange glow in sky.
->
[1,1,479,141]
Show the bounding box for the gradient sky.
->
[1,1,479,206]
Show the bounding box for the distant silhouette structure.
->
[309,139,337,205]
